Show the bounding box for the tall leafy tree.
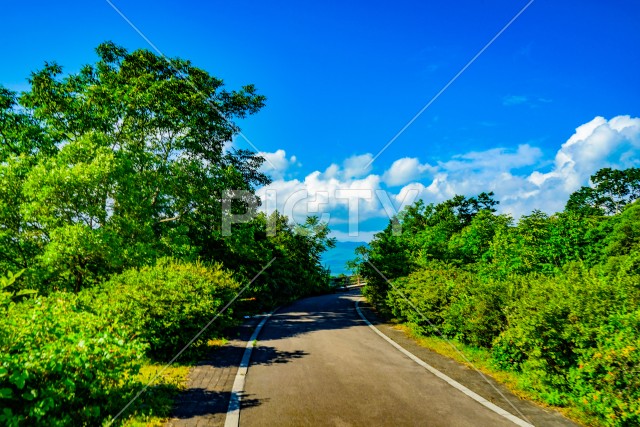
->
[566,167,640,215]
[0,87,57,275]
[2,42,270,291]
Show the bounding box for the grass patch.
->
[120,362,191,427]
[207,337,228,348]
[394,323,601,426]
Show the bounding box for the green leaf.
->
[9,371,27,390]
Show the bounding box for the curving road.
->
[235,290,575,427]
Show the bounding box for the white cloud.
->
[342,153,373,179]
[257,149,298,180]
[257,167,385,226]
[395,182,427,205]
[256,115,640,239]
[441,144,542,172]
[429,116,640,217]
[382,157,434,186]
[525,115,640,211]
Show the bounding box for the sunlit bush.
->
[81,258,240,361]
[569,310,640,425]
[1,289,145,426]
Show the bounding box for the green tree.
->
[448,210,512,265]
[566,167,640,215]
[602,200,640,257]
[1,42,270,291]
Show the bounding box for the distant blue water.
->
[321,241,369,276]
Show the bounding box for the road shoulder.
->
[165,316,263,427]
[356,300,578,427]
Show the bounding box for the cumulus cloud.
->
[529,116,640,189]
[256,169,386,228]
[256,153,419,237]
[382,157,434,186]
[257,149,298,180]
[429,116,640,216]
[342,153,374,179]
[256,115,640,239]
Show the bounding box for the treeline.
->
[0,43,333,425]
[353,168,640,426]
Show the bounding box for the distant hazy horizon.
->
[321,240,368,276]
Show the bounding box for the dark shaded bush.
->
[387,264,511,348]
[442,277,509,348]
[386,264,459,332]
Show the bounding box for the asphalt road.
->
[238,290,557,427]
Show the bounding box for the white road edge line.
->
[224,310,276,427]
[354,301,534,427]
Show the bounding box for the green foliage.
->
[360,219,413,311]
[2,42,270,292]
[448,210,512,264]
[442,277,509,348]
[602,200,640,257]
[1,42,336,425]
[0,156,44,277]
[387,264,510,348]
[1,291,146,426]
[387,264,459,331]
[569,310,640,425]
[353,170,640,424]
[0,269,35,325]
[82,258,240,361]
[566,167,640,216]
[494,264,638,401]
[0,87,56,161]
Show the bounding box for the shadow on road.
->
[172,389,263,420]
[168,290,363,426]
[257,290,365,342]
[251,346,308,365]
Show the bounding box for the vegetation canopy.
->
[0,42,334,425]
[351,170,640,426]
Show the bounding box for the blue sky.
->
[3,1,640,273]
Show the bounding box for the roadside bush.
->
[442,277,509,348]
[0,290,145,426]
[388,264,511,348]
[569,310,640,425]
[387,264,462,334]
[82,258,240,361]
[492,263,636,404]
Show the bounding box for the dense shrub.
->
[569,310,640,425]
[492,264,638,404]
[386,264,459,332]
[387,264,511,348]
[442,277,509,348]
[356,175,640,425]
[383,258,640,421]
[82,258,240,361]
[1,288,145,426]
